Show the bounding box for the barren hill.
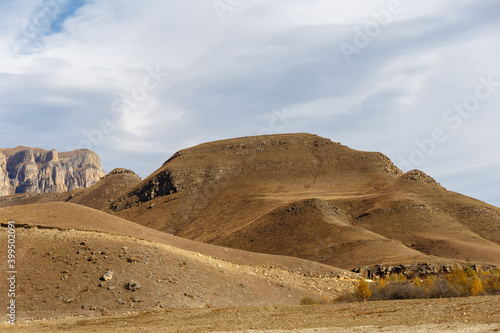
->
[0,202,357,320]
[65,168,142,210]
[0,146,105,195]
[107,133,500,269]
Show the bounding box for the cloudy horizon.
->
[1,0,499,206]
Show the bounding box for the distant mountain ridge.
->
[0,146,105,195]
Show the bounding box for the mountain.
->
[0,146,105,196]
[107,133,500,269]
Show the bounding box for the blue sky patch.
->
[13,0,86,53]
[49,0,86,34]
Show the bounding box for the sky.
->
[0,0,499,207]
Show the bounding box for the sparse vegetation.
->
[387,273,407,282]
[300,297,318,305]
[357,279,372,301]
[484,268,500,294]
[333,267,500,303]
[470,275,484,295]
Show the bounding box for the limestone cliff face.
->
[0,146,105,195]
[0,153,10,196]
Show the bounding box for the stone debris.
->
[125,281,141,291]
[101,271,114,281]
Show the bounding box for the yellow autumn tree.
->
[357,279,372,301]
[446,267,469,293]
[423,277,436,295]
[470,275,484,295]
[485,273,500,293]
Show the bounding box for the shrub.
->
[387,273,407,282]
[470,275,484,295]
[300,297,318,305]
[446,267,469,294]
[426,279,461,298]
[333,292,358,303]
[422,276,436,295]
[371,282,427,300]
[357,279,372,301]
[319,296,331,304]
[465,266,477,277]
[485,273,500,294]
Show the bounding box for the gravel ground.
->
[3,295,499,332]
[217,323,500,333]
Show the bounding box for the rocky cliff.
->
[0,146,105,195]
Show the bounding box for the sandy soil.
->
[2,295,499,332]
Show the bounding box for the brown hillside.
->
[107,133,500,269]
[0,202,358,320]
[215,198,430,268]
[67,168,142,210]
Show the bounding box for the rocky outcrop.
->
[354,263,499,279]
[0,146,105,195]
[0,153,10,196]
[399,170,445,189]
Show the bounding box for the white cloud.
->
[0,0,499,206]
